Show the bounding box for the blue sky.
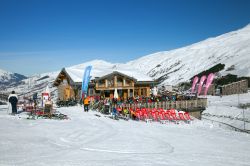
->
[0,0,250,75]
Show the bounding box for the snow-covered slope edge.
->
[126,24,250,85]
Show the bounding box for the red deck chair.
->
[178,112,186,121]
[142,108,149,120]
[139,110,144,120]
[143,112,149,119]
[144,110,152,123]
[164,112,173,121]
[158,108,164,112]
[152,110,159,121]
[135,110,143,121]
[148,110,153,118]
[152,108,157,112]
[184,112,192,121]
[136,108,141,112]
[147,108,152,112]
[169,109,180,121]
[159,111,167,124]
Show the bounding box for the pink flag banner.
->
[197,75,207,96]
[204,73,215,96]
[191,76,199,93]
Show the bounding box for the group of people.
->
[111,106,130,119]
[93,94,188,106]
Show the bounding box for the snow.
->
[0,102,250,165]
[0,68,15,82]
[59,24,250,86]
[203,92,250,130]
[126,24,250,85]
[65,59,153,82]
[1,24,250,165]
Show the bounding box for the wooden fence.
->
[221,79,248,96]
[122,98,207,110]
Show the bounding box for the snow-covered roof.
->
[63,60,153,83]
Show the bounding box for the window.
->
[141,88,147,96]
[98,80,105,87]
[108,79,114,87]
[117,76,123,86]
[125,79,131,86]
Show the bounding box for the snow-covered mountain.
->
[2,24,250,96]
[0,69,59,103]
[127,24,250,85]
[64,24,250,86]
[0,68,27,89]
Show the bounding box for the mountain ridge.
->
[1,24,250,94]
[0,69,27,89]
[126,24,250,85]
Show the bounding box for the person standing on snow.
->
[84,96,90,112]
[112,106,117,119]
[8,91,18,114]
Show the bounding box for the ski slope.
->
[0,105,250,166]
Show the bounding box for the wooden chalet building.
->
[54,68,157,101]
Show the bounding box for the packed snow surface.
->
[0,105,250,166]
[203,92,250,130]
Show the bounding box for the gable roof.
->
[95,71,137,82]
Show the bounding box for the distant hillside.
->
[0,69,27,89]
[126,24,250,85]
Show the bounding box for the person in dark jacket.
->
[8,91,18,114]
[112,107,117,119]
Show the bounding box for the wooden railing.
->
[122,98,207,110]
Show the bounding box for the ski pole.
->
[7,103,10,114]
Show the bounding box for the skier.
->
[84,96,90,112]
[8,91,18,115]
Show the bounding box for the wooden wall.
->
[58,84,75,100]
[221,80,248,95]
